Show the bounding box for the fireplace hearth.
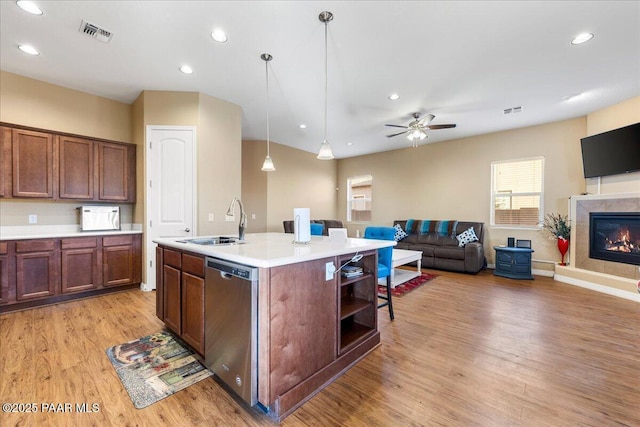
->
[589,212,640,265]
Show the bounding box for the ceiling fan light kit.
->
[385,112,456,147]
[316,11,335,160]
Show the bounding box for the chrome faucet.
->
[226,197,247,241]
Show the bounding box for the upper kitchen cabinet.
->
[0,124,136,203]
[97,142,136,203]
[59,135,94,199]
[11,128,55,198]
[0,127,10,197]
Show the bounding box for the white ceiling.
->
[1,1,639,159]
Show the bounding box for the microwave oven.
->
[81,206,120,231]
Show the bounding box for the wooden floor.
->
[1,269,639,426]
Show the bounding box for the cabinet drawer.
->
[102,235,133,247]
[16,239,55,253]
[182,253,204,277]
[0,242,7,255]
[163,249,182,269]
[61,237,98,250]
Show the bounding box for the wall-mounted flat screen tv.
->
[580,122,640,178]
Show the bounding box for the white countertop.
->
[154,232,396,268]
[0,224,143,240]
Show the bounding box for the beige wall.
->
[242,141,268,233]
[0,71,136,227]
[196,93,242,235]
[584,96,640,195]
[338,117,588,272]
[0,71,132,142]
[242,140,338,232]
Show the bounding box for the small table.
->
[493,246,534,280]
[387,249,423,288]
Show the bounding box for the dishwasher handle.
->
[220,271,234,280]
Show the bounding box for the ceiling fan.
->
[385,113,456,146]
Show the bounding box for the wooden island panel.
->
[267,257,337,398]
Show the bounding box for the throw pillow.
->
[393,224,408,241]
[456,227,479,247]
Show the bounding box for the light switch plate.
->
[28,215,37,224]
[208,213,214,222]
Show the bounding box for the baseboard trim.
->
[487,264,554,278]
[140,282,155,292]
[554,274,640,302]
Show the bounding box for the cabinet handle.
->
[184,228,190,233]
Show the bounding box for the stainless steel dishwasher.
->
[204,257,258,406]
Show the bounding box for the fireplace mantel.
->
[554,192,640,302]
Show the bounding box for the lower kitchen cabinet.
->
[16,239,58,301]
[181,254,205,354]
[61,237,99,293]
[103,235,141,286]
[0,242,11,304]
[0,233,142,313]
[157,248,205,355]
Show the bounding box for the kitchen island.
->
[154,232,395,421]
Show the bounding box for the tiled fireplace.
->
[556,193,640,300]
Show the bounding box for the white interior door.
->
[145,126,196,290]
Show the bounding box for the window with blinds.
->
[491,157,544,227]
[347,175,372,222]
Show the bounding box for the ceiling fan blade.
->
[385,124,408,129]
[428,124,457,130]
[418,113,435,125]
[386,130,408,138]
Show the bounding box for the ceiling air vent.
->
[79,19,113,43]
[503,106,522,115]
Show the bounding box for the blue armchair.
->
[310,223,324,236]
[364,226,395,320]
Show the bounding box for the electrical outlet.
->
[251,213,256,220]
[325,262,336,281]
[28,215,37,224]
[225,214,235,222]
[208,213,214,222]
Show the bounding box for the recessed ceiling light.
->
[298,124,307,129]
[388,93,400,101]
[571,32,594,45]
[211,29,228,43]
[18,44,39,55]
[346,142,353,146]
[179,65,194,74]
[16,1,43,15]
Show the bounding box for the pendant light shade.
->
[261,53,276,171]
[317,11,335,160]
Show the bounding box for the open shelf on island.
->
[340,318,375,354]
[338,250,377,355]
[340,296,371,320]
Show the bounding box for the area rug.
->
[106,331,212,409]
[378,272,438,297]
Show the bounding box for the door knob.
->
[184,228,190,233]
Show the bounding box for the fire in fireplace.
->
[589,212,640,265]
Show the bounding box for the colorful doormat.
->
[378,273,438,297]
[106,331,212,409]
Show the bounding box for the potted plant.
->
[541,213,571,265]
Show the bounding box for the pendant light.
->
[317,11,335,160]
[261,53,276,171]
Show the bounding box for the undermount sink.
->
[178,236,244,246]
